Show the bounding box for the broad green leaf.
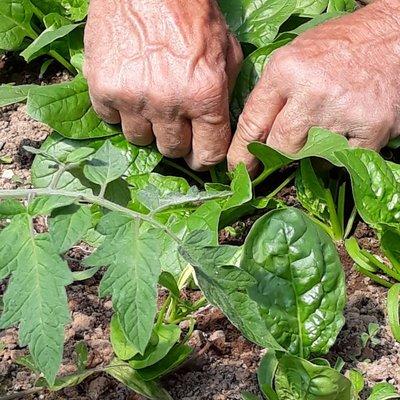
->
[85,213,162,354]
[0,0,35,50]
[28,195,76,216]
[26,75,122,139]
[274,354,353,399]
[258,351,279,400]
[129,324,181,369]
[181,240,284,351]
[387,284,400,343]
[242,393,261,400]
[0,84,36,107]
[381,228,400,272]
[83,141,129,187]
[106,358,173,400]
[36,370,95,391]
[30,0,65,15]
[368,383,400,400]
[249,128,350,179]
[296,159,330,223]
[0,228,73,384]
[219,0,297,47]
[158,271,180,298]
[75,341,89,372]
[296,0,328,14]
[241,208,346,357]
[61,0,89,21]
[64,147,95,164]
[110,314,139,361]
[231,39,291,122]
[327,0,356,12]
[20,23,82,62]
[335,148,400,229]
[347,370,365,397]
[224,163,252,210]
[136,344,193,381]
[49,205,92,254]
[0,199,25,217]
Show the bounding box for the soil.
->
[1,28,400,400]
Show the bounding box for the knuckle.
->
[237,111,267,142]
[197,150,226,167]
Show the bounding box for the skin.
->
[84,0,243,171]
[85,0,400,174]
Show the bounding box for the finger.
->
[90,96,121,124]
[120,112,154,146]
[227,80,286,174]
[152,119,192,158]
[348,128,391,151]
[185,110,231,171]
[226,33,243,96]
[267,99,315,154]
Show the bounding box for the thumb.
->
[227,81,285,176]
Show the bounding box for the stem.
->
[156,295,172,327]
[162,159,205,187]
[209,166,218,184]
[50,165,67,189]
[266,171,296,199]
[0,188,181,243]
[355,265,393,288]
[344,206,357,240]
[337,182,346,235]
[324,188,343,241]
[30,3,45,20]
[252,168,276,188]
[98,183,107,199]
[48,50,76,75]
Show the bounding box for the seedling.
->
[361,323,381,348]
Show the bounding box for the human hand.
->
[228,0,400,175]
[84,0,242,170]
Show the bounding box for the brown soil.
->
[1,39,400,400]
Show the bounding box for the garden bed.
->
[0,55,399,400]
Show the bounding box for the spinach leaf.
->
[0,84,36,107]
[219,0,297,47]
[0,0,36,51]
[274,354,353,399]
[335,148,400,230]
[367,383,400,400]
[241,208,346,357]
[26,75,122,139]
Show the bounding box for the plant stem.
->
[337,182,346,235]
[209,166,218,184]
[344,206,357,240]
[0,188,182,243]
[162,159,205,187]
[266,171,296,199]
[156,295,172,327]
[252,168,276,188]
[30,3,45,20]
[48,50,76,75]
[324,188,342,241]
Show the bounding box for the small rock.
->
[72,312,95,333]
[2,169,13,179]
[188,330,205,348]
[209,330,226,351]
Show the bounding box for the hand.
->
[84,0,242,170]
[228,0,400,175]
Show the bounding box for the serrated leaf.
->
[0,84,36,107]
[49,205,92,254]
[0,228,73,384]
[21,23,82,62]
[83,141,129,187]
[85,213,162,354]
[0,199,25,217]
[28,195,76,216]
[26,75,122,139]
[241,208,346,357]
[0,0,35,51]
[335,148,400,229]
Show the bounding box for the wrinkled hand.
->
[228,0,400,175]
[84,0,242,170]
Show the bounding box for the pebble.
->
[1,169,13,179]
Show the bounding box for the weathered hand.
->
[228,0,400,175]
[84,0,242,170]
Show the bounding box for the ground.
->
[1,26,399,400]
